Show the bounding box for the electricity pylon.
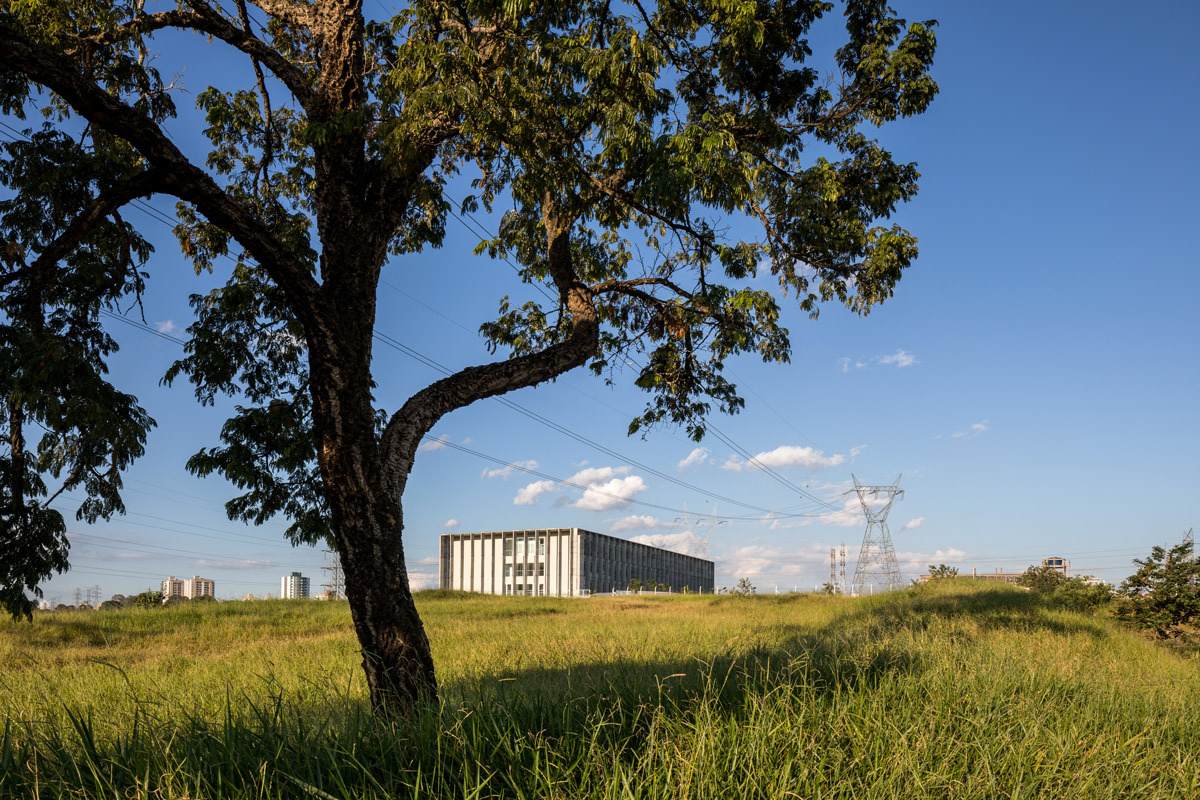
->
[321,549,345,599]
[849,474,905,594]
[674,502,726,560]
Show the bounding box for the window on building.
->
[538,563,545,577]
[537,537,546,556]
[504,564,512,578]
[538,584,545,596]
[504,539,512,557]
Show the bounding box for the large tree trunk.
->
[306,310,439,715]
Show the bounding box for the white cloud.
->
[677,447,710,470]
[566,465,630,486]
[513,480,556,505]
[443,519,459,529]
[481,459,538,480]
[849,445,867,457]
[901,517,925,532]
[154,320,177,334]
[573,475,646,511]
[839,357,869,373]
[722,445,846,472]
[611,515,680,533]
[408,572,437,591]
[840,350,919,372]
[81,552,160,561]
[418,434,450,452]
[878,349,918,368]
[629,530,698,554]
[950,420,989,439]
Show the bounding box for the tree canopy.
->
[0,0,938,714]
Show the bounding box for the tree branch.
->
[378,206,598,496]
[68,3,317,112]
[25,169,165,278]
[3,24,322,319]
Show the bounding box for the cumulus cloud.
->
[443,518,460,529]
[154,320,177,334]
[574,475,646,511]
[677,447,710,470]
[839,357,869,373]
[901,517,925,532]
[567,465,630,486]
[418,434,450,452]
[481,459,538,480]
[722,445,846,472]
[611,515,680,533]
[408,572,437,591]
[513,480,556,505]
[629,530,699,554]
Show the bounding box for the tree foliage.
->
[927,563,958,579]
[1115,539,1199,640]
[0,0,938,712]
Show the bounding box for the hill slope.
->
[2,583,1197,798]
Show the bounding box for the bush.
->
[1049,577,1112,613]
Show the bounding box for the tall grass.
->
[1,583,1197,798]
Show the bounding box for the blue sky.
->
[14,0,1198,602]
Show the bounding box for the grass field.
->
[2,582,1197,799]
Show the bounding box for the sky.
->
[9,0,1199,603]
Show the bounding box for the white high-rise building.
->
[162,575,215,599]
[281,571,311,599]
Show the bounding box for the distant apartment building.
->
[439,528,715,596]
[280,572,311,599]
[162,575,216,599]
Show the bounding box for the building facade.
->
[439,528,715,596]
[280,571,311,599]
[162,575,216,599]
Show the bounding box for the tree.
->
[1115,539,1199,640]
[0,0,938,716]
[627,578,643,593]
[734,577,756,596]
[927,563,958,580]
[129,588,163,608]
[819,581,838,594]
[1018,565,1066,593]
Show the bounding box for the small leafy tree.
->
[820,581,838,595]
[626,578,643,593]
[1018,565,1067,593]
[1115,539,1199,639]
[734,577,756,596]
[130,588,163,608]
[927,563,958,580]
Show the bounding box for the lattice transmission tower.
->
[321,549,345,599]
[849,474,905,594]
[674,502,726,560]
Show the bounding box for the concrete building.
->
[280,571,311,599]
[162,575,216,599]
[439,528,715,596]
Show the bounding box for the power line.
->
[1,123,850,525]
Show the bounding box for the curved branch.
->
[379,216,599,496]
[28,168,165,276]
[68,2,317,113]
[3,24,322,319]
